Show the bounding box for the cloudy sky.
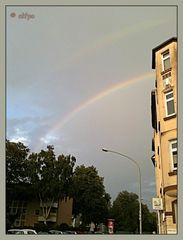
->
[6,5,176,208]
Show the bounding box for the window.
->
[50,207,57,213]
[35,209,40,215]
[172,200,177,224]
[22,208,26,213]
[165,91,175,117]
[170,140,177,170]
[162,50,171,71]
[14,220,21,227]
[27,231,36,234]
[10,207,17,215]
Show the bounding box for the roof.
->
[152,37,177,69]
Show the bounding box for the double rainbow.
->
[41,17,167,141]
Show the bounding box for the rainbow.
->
[48,72,154,134]
[54,18,168,73]
[41,17,167,140]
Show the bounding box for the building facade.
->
[151,37,177,234]
[8,198,73,229]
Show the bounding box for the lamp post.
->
[102,148,142,234]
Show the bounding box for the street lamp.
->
[102,148,142,234]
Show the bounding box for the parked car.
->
[94,231,104,234]
[63,230,77,234]
[48,230,64,234]
[7,229,37,234]
[38,231,49,234]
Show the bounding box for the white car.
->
[7,229,37,234]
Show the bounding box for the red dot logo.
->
[10,12,16,18]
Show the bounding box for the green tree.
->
[72,165,110,226]
[6,141,76,226]
[6,139,30,185]
[26,145,76,224]
[110,191,139,233]
[141,205,157,233]
[6,140,31,229]
[110,191,157,233]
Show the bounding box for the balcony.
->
[164,184,177,197]
[38,213,57,222]
[161,67,172,77]
[40,202,58,208]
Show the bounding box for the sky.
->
[6,5,177,209]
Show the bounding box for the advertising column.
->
[107,219,114,234]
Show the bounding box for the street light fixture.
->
[102,148,142,234]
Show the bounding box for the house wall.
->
[9,198,73,228]
[152,39,177,234]
[57,198,73,226]
[24,200,40,227]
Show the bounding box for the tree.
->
[72,165,110,226]
[141,205,157,233]
[6,141,76,226]
[26,145,76,224]
[6,140,31,229]
[110,191,157,233]
[110,191,139,233]
[6,139,30,185]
